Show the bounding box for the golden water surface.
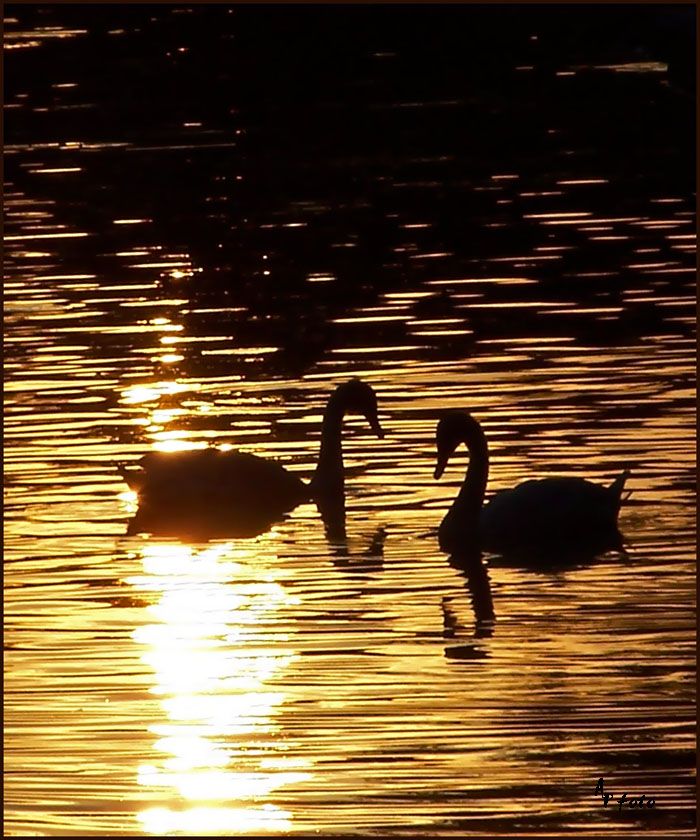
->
[4,8,696,837]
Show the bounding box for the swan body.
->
[124,449,309,525]
[123,378,383,537]
[434,412,629,557]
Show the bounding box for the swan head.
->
[434,412,486,479]
[333,378,384,438]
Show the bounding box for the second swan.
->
[434,412,629,557]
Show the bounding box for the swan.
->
[434,412,630,557]
[122,378,383,537]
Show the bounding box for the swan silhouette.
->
[123,378,383,538]
[434,412,629,557]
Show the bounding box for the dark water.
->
[4,5,696,836]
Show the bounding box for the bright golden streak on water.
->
[151,439,206,453]
[131,261,191,269]
[126,542,308,834]
[32,167,82,174]
[138,767,310,800]
[121,380,192,404]
[150,408,186,424]
[138,805,293,835]
[157,737,230,770]
[306,273,336,282]
[201,346,278,356]
[4,231,90,240]
[150,430,193,441]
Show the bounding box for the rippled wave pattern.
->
[4,5,695,837]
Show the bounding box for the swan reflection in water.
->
[442,544,495,662]
[433,411,630,564]
[440,534,630,664]
[316,493,386,574]
[121,379,383,541]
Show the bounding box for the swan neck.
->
[311,395,345,495]
[454,431,489,517]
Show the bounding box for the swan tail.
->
[608,469,631,505]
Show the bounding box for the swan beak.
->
[370,417,385,439]
[434,454,448,480]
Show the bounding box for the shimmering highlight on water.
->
[4,5,695,837]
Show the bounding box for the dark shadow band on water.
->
[484,531,628,572]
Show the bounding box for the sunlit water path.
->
[4,6,696,837]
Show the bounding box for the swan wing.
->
[135,449,308,510]
[481,477,620,546]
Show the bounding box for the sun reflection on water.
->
[139,804,294,835]
[127,541,311,834]
[121,380,194,405]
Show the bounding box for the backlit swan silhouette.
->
[123,378,383,538]
[434,412,629,557]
